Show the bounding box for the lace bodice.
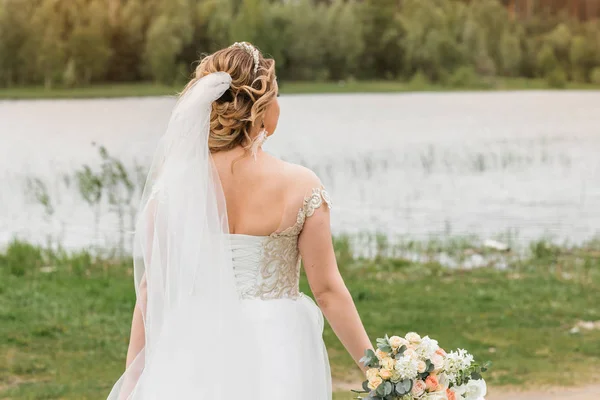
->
[228,188,332,300]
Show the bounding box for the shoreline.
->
[1,78,600,100]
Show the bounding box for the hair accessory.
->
[231,42,260,75]
[250,129,268,160]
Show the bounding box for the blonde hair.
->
[181,43,277,153]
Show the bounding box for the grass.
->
[1,78,600,100]
[1,238,599,399]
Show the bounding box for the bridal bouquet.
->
[354,333,490,400]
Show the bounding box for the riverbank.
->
[1,78,600,100]
[1,237,599,398]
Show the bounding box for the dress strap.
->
[303,188,332,217]
[270,187,332,237]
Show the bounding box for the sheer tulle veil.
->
[107,72,260,399]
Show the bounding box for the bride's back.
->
[186,44,320,237]
[213,147,318,237]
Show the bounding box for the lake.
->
[1,91,599,250]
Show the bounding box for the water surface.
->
[1,91,599,249]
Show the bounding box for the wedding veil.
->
[107,72,260,399]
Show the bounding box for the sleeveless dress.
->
[227,188,333,399]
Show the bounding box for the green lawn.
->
[1,78,600,100]
[1,239,599,399]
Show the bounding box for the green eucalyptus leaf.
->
[378,344,392,353]
[471,372,482,380]
[363,380,371,392]
[395,379,413,396]
[376,381,392,397]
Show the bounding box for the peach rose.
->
[426,374,441,392]
[412,380,427,397]
[375,348,388,360]
[379,368,393,380]
[368,376,383,390]
[365,368,379,381]
[446,389,456,400]
[417,360,427,373]
[381,357,395,370]
[404,348,418,360]
[436,348,447,357]
[389,335,409,350]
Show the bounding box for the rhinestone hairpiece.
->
[230,42,260,74]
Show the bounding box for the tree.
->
[67,0,113,85]
[499,29,523,76]
[106,0,147,81]
[323,0,365,80]
[145,15,182,84]
[30,0,66,88]
[144,0,194,84]
[0,0,37,86]
[279,0,328,80]
[536,43,559,77]
[361,0,404,79]
[400,0,469,82]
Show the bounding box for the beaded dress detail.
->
[228,188,332,300]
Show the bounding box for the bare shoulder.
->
[280,161,323,193]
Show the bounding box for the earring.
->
[250,129,268,161]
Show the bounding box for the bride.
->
[107,42,372,399]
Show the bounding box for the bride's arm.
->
[126,275,146,368]
[298,204,373,371]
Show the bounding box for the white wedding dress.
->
[227,188,332,399]
[106,73,332,399]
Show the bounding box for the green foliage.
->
[0,239,44,276]
[499,30,522,76]
[447,66,480,88]
[281,0,328,80]
[26,177,54,217]
[68,0,113,85]
[591,67,600,85]
[0,0,600,87]
[536,44,559,77]
[145,16,185,84]
[546,66,568,88]
[323,0,365,80]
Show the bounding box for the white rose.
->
[417,360,427,373]
[389,335,408,350]
[431,354,445,371]
[464,379,487,400]
[405,332,422,343]
[390,370,402,383]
